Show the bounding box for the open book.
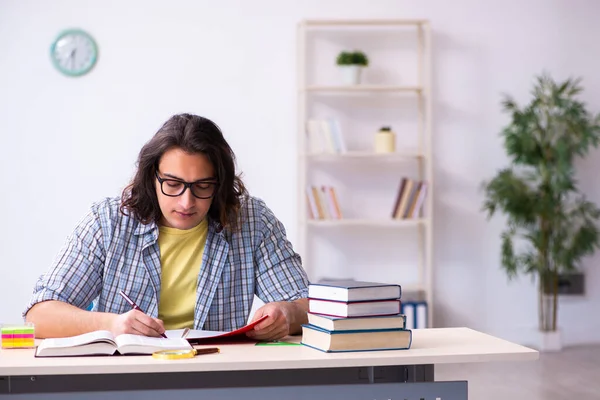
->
[35,330,192,357]
[165,315,268,344]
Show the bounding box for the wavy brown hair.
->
[120,113,248,231]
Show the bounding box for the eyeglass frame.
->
[155,171,219,199]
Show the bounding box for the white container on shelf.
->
[338,65,363,85]
[374,127,396,153]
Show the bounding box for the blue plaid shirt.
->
[24,195,309,331]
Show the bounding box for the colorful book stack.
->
[1,323,35,349]
[301,280,412,353]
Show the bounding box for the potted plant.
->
[336,50,369,85]
[481,73,600,351]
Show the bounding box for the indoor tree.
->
[482,73,600,333]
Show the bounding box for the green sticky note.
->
[255,341,301,346]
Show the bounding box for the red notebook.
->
[165,315,268,344]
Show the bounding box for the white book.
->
[403,304,415,330]
[319,120,337,153]
[328,119,347,153]
[309,298,401,318]
[35,330,192,357]
[416,303,428,329]
[306,119,325,154]
[309,280,402,302]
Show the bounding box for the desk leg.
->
[408,364,435,382]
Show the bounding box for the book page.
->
[165,315,268,340]
[37,330,116,351]
[114,334,191,351]
[165,329,227,339]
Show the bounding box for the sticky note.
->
[1,323,35,349]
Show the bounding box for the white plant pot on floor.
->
[537,329,562,352]
[339,65,362,85]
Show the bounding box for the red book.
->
[168,315,269,344]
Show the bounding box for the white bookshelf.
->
[306,218,428,228]
[296,19,433,328]
[304,151,423,161]
[304,85,423,93]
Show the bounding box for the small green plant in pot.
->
[481,73,600,351]
[336,50,369,85]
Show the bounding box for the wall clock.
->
[50,29,98,77]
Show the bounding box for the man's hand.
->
[110,310,166,337]
[25,300,167,339]
[246,298,309,341]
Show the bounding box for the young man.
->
[24,114,310,340]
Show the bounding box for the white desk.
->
[0,328,538,400]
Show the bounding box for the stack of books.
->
[301,280,412,353]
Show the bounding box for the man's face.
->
[155,147,216,230]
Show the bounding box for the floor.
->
[435,344,600,400]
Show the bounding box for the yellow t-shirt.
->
[157,219,208,330]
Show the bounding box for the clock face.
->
[50,29,98,77]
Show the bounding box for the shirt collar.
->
[133,220,158,236]
[133,218,224,238]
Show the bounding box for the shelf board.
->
[302,19,428,27]
[305,151,423,161]
[401,283,427,293]
[304,85,422,93]
[306,219,426,227]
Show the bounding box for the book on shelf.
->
[391,177,427,219]
[308,280,402,302]
[306,118,346,154]
[306,185,342,220]
[35,330,192,357]
[307,312,406,332]
[301,324,412,353]
[402,301,428,329]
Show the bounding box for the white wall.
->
[1,0,600,347]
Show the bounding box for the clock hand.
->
[66,49,75,69]
[71,48,77,70]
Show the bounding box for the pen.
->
[119,290,168,338]
[193,347,220,356]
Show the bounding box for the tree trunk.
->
[552,270,559,331]
[539,271,559,332]
[538,211,557,332]
[540,275,547,331]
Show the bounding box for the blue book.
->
[308,280,401,302]
[301,324,412,353]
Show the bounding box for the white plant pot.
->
[537,329,562,352]
[339,65,363,85]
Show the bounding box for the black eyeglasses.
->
[155,171,218,199]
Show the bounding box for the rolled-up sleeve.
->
[254,201,309,303]
[23,207,105,318]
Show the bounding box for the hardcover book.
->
[308,280,401,302]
